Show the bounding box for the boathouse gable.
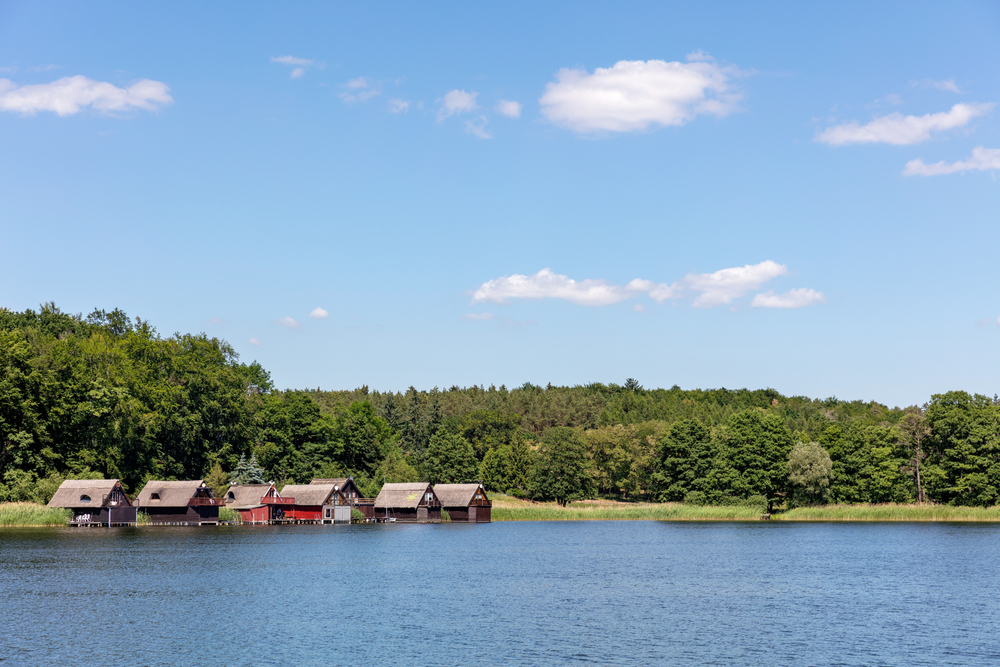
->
[48,479,137,526]
[433,483,492,523]
[373,482,441,522]
[225,483,281,524]
[136,480,223,525]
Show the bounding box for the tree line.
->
[2,304,998,508]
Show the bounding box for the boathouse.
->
[278,482,347,523]
[433,483,492,523]
[373,482,441,522]
[224,482,291,524]
[48,479,137,526]
[135,480,223,525]
[311,477,370,521]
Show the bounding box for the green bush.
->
[350,507,365,522]
[440,508,451,522]
[683,491,707,506]
[218,507,239,523]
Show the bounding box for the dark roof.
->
[433,484,489,507]
[374,483,434,509]
[47,479,124,508]
[224,484,275,509]
[279,483,336,506]
[135,480,207,507]
[311,478,362,495]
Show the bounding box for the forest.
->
[2,303,999,510]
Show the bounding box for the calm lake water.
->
[2,521,998,666]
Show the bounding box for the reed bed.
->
[0,502,71,527]
[775,503,1000,522]
[491,501,761,522]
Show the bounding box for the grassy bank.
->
[491,496,1000,522]
[491,496,762,521]
[774,503,1000,522]
[0,502,71,527]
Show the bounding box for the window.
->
[228,492,235,500]
[79,495,91,503]
[151,493,160,500]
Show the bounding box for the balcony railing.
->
[188,497,226,506]
[262,496,295,505]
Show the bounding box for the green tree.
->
[332,401,396,475]
[529,427,594,506]
[653,419,713,501]
[787,441,833,505]
[422,432,478,485]
[926,391,1000,505]
[723,409,794,510]
[204,462,230,497]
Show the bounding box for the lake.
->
[2,521,998,666]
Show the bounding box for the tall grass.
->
[218,507,240,523]
[0,502,71,527]
[775,503,1000,522]
[492,502,762,522]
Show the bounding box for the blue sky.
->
[1,1,999,406]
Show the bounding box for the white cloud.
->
[469,260,820,310]
[0,75,173,116]
[751,288,826,309]
[271,55,314,67]
[271,55,323,78]
[29,64,60,73]
[460,312,495,321]
[495,99,522,118]
[632,304,646,313]
[204,317,229,325]
[465,115,492,139]
[388,98,410,113]
[472,268,639,306]
[309,307,329,320]
[538,54,744,133]
[903,146,1000,176]
[438,89,478,120]
[339,77,380,103]
[682,260,788,308]
[913,78,962,93]
[0,66,16,73]
[273,316,300,330]
[816,103,992,146]
[248,337,262,346]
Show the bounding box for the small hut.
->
[373,482,441,522]
[224,482,290,524]
[278,482,343,523]
[310,477,369,521]
[433,483,492,523]
[47,479,137,526]
[135,480,223,525]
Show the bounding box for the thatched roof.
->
[311,478,362,496]
[374,482,434,509]
[279,483,336,506]
[48,479,124,508]
[135,480,207,507]
[224,484,275,509]
[434,484,489,508]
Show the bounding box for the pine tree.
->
[247,453,267,484]
[228,454,249,485]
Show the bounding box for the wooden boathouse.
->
[224,483,292,524]
[433,483,492,523]
[135,480,224,525]
[373,482,441,522]
[277,482,349,523]
[48,479,137,526]
[311,477,371,521]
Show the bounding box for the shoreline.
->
[6,500,1000,527]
